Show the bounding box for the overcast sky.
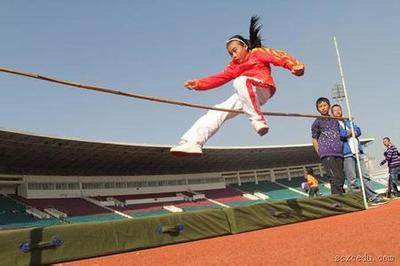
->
[1,1,399,164]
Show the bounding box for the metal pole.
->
[333,36,368,209]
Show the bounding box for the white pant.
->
[181,76,272,146]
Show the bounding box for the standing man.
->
[331,104,384,203]
[311,97,345,194]
[380,137,400,197]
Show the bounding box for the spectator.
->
[380,137,400,197]
[311,97,345,194]
[332,104,385,204]
[303,167,322,197]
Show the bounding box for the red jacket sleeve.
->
[196,64,235,90]
[252,47,304,73]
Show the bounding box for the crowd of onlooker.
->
[308,97,398,204]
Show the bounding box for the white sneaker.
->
[252,121,269,136]
[170,141,202,156]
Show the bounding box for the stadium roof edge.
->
[0,128,375,175]
[0,127,374,150]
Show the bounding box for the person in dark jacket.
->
[380,137,400,197]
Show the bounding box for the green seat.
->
[232,181,306,202]
[65,213,126,223]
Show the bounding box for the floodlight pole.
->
[333,36,368,209]
[332,83,345,105]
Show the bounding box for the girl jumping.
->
[171,16,305,156]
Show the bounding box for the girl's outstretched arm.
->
[184,64,235,91]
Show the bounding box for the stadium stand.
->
[64,213,126,224]
[275,176,329,196]
[11,196,111,217]
[232,180,307,201]
[0,128,382,231]
[173,199,219,212]
[0,194,62,229]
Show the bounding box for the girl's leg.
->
[171,76,271,155]
[233,76,272,135]
[180,94,242,146]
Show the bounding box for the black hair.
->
[227,34,249,47]
[383,137,391,142]
[315,97,330,109]
[331,104,342,111]
[305,167,314,176]
[248,16,262,49]
[226,16,263,50]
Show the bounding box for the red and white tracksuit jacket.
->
[181,47,304,146]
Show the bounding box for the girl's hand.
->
[291,64,305,76]
[184,80,199,90]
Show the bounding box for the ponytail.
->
[248,16,262,49]
[226,15,263,50]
